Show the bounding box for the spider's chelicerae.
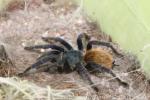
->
[18,33,129,92]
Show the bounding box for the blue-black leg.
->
[18,54,59,76]
[77,33,90,51]
[42,37,73,50]
[24,44,65,52]
[37,50,60,61]
[75,63,99,92]
[86,62,129,88]
[87,41,123,57]
[18,62,57,76]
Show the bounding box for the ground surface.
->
[0,0,150,100]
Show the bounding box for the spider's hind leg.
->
[75,63,99,92]
[77,33,91,51]
[87,41,123,57]
[86,62,129,88]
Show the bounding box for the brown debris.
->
[0,45,16,77]
[6,0,24,11]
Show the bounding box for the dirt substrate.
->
[0,0,150,100]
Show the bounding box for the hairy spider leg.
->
[24,44,65,52]
[87,41,123,57]
[42,37,73,50]
[75,63,99,92]
[86,62,129,87]
[77,33,90,51]
[18,52,60,76]
[18,62,57,76]
[37,50,60,61]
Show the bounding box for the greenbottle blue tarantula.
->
[18,33,129,92]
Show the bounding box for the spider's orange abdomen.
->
[84,48,113,69]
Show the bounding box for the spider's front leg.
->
[18,62,57,77]
[87,41,123,57]
[37,50,60,61]
[86,62,129,88]
[75,63,99,92]
[18,51,60,76]
[42,37,73,50]
[24,44,65,52]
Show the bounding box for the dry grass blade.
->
[0,77,86,100]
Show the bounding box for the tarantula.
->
[18,33,129,92]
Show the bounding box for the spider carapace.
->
[18,33,129,92]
